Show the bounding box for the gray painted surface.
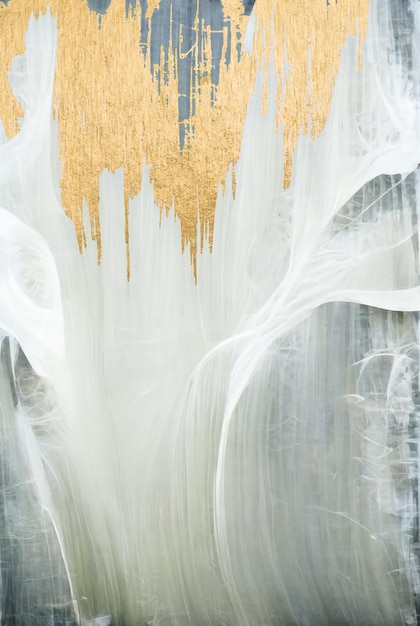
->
[87,0,112,14]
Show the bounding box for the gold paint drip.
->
[0,0,254,280]
[0,0,370,277]
[253,0,370,186]
[145,0,161,19]
[0,1,45,136]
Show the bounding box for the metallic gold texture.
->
[144,0,160,19]
[0,0,370,277]
[253,0,370,185]
[0,0,254,279]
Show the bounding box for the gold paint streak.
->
[54,0,254,280]
[0,0,370,276]
[145,0,161,19]
[0,1,44,136]
[253,0,370,186]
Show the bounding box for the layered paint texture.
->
[0,0,368,276]
[0,1,420,625]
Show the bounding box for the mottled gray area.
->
[0,339,76,626]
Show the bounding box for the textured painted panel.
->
[0,1,419,626]
[0,0,368,278]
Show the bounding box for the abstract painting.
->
[0,1,419,624]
